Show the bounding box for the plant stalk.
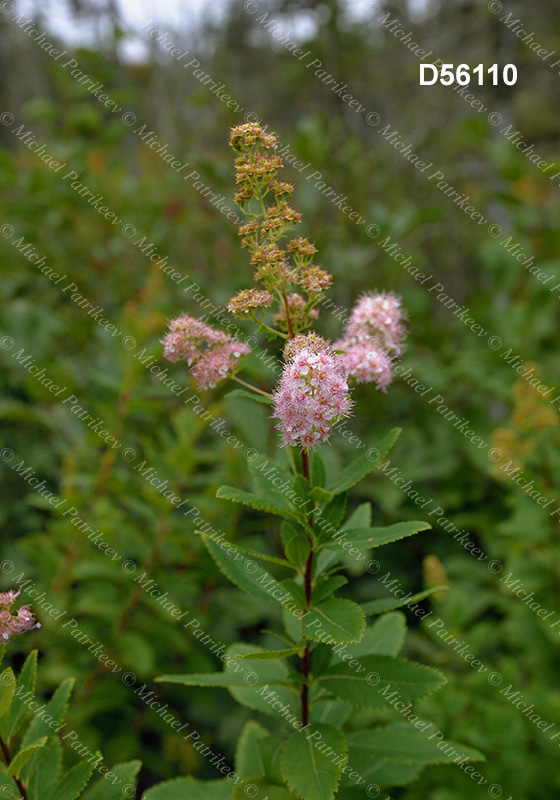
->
[300,449,313,728]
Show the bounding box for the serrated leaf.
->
[23,678,74,749]
[47,758,95,800]
[346,724,484,766]
[311,576,348,606]
[258,735,286,785]
[237,647,302,661]
[234,778,293,800]
[302,599,365,644]
[235,721,268,778]
[280,724,347,800]
[156,671,274,687]
[0,670,15,719]
[3,650,37,741]
[325,521,431,551]
[317,655,445,708]
[285,535,311,571]
[28,735,62,800]
[6,739,46,778]
[327,429,401,495]
[201,536,279,605]
[310,451,326,489]
[226,645,298,719]
[143,777,233,800]
[309,487,334,505]
[333,613,406,662]
[315,494,347,544]
[226,388,274,405]
[248,458,296,508]
[362,586,448,616]
[338,761,423,792]
[217,486,301,521]
[82,760,142,800]
[197,530,294,570]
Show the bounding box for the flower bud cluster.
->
[0,590,40,642]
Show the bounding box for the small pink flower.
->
[273,335,353,450]
[0,590,40,642]
[345,291,407,356]
[162,314,251,389]
[334,341,393,391]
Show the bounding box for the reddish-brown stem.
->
[281,286,294,339]
[0,734,28,799]
[300,449,313,728]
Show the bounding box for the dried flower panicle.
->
[162,314,250,390]
[0,590,40,642]
[274,335,353,450]
[227,122,331,336]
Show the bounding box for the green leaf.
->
[82,761,142,800]
[23,678,74,748]
[285,535,311,571]
[237,648,302,661]
[47,758,95,800]
[309,487,334,505]
[235,721,268,778]
[315,494,347,543]
[310,451,326,489]
[234,778,293,800]
[302,599,365,644]
[217,486,302,521]
[5,739,47,778]
[226,388,274,405]
[3,650,37,741]
[197,530,294,570]
[28,735,62,800]
[362,586,448,616]
[259,735,286,785]
[280,724,347,800]
[311,576,348,606]
[201,535,280,605]
[327,429,401,495]
[143,778,233,800]
[0,670,15,719]
[317,655,445,708]
[346,724,485,766]
[338,761,424,792]
[325,521,431,551]
[226,645,298,719]
[333,613,407,661]
[248,457,296,507]
[156,671,274,687]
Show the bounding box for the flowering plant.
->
[156,124,483,799]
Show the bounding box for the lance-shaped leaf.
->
[331,612,407,661]
[46,757,95,800]
[197,531,294,570]
[346,724,484,766]
[0,670,15,720]
[317,655,445,708]
[1,650,37,741]
[234,778,294,800]
[226,645,299,719]
[237,647,303,661]
[324,521,431,552]
[143,778,233,800]
[217,486,303,521]
[23,678,74,748]
[302,599,366,644]
[235,721,268,778]
[82,761,142,800]
[280,724,347,800]
[4,739,47,778]
[226,388,274,405]
[201,535,280,605]
[362,586,448,616]
[327,429,401,495]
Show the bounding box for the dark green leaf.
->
[280,724,347,800]
[235,721,268,779]
[362,586,448,616]
[346,724,485,765]
[234,778,293,800]
[143,778,233,800]
[327,429,401,495]
[302,599,365,644]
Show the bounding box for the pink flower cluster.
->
[274,335,353,450]
[0,590,40,642]
[162,314,251,390]
[334,292,406,391]
[346,292,406,356]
